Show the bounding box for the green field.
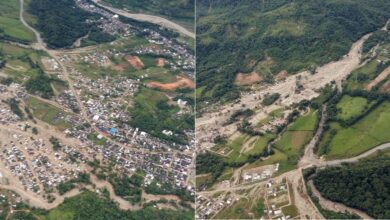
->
[217,167,234,182]
[0,43,46,81]
[245,110,318,174]
[26,97,71,131]
[0,0,35,43]
[129,86,193,144]
[214,198,254,219]
[271,109,318,172]
[322,102,390,159]
[336,95,371,121]
[282,204,299,218]
[345,60,389,91]
[224,133,276,164]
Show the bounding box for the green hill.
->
[196,0,390,102]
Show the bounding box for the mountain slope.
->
[196,0,390,102]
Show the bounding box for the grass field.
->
[214,198,253,219]
[274,110,317,157]
[224,133,276,164]
[0,43,46,80]
[336,95,371,121]
[196,174,212,191]
[243,110,318,175]
[282,204,299,218]
[0,0,35,43]
[345,60,382,91]
[26,97,71,131]
[323,102,390,159]
[217,167,234,182]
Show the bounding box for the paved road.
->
[324,142,390,167]
[96,1,194,38]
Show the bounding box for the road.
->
[96,0,194,38]
[19,0,45,49]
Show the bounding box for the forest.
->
[28,0,113,48]
[196,0,390,102]
[10,191,194,220]
[313,159,390,219]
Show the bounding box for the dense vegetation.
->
[313,159,390,219]
[196,0,390,102]
[129,87,194,145]
[196,152,225,188]
[28,0,113,48]
[25,69,54,98]
[262,93,280,106]
[109,174,142,204]
[57,173,90,195]
[7,98,24,119]
[145,181,194,202]
[29,191,194,220]
[363,30,390,53]
[103,0,194,30]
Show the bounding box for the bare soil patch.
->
[147,76,195,90]
[125,55,144,70]
[235,72,263,86]
[111,64,126,72]
[365,66,390,90]
[275,70,289,81]
[156,58,166,67]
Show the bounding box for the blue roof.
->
[110,128,117,135]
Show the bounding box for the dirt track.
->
[365,65,390,90]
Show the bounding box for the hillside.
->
[196,0,390,102]
[102,0,194,31]
[313,158,390,219]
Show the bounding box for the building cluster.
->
[265,179,292,220]
[76,0,132,36]
[196,194,237,219]
[242,163,278,183]
[76,0,194,77]
[0,0,196,204]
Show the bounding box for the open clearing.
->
[214,198,254,219]
[0,0,35,42]
[234,72,263,86]
[26,97,71,131]
[156,58,166,67]
[147,76,195,91]
[125,55,144,70]
[336,95,372,121]
[324,101,390,159]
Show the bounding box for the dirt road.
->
[19,0,45,49]
[365,65,390,90]
[96,1,194,38]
